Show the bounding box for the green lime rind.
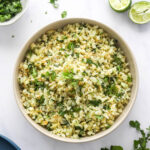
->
[129,1,150,24]
[109,0,132,12]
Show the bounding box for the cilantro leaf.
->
[50,0,58,8]
[61,11,67,18]
[111,146,123,150]
[89,99,102,107]
[129,120,141,131]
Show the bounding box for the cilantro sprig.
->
[100,120,150,150]
[129,120,150,150]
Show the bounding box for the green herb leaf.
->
[50,71,56,81]
[28,64,38,78]
[36,95,45,105]
[111,146,123,150]
[61,11,67,18]
[129,120,141,131]
[86,58,98,67]
[127,76,132,82]
[72,106,81,112]
[103,104,110,110]
[101,120,150,150]
[95,115,103,120]
[112,54,123,71]
[32,67,38,78]
[50,0,58,8]
[67,42,75,51]
[62,70,74,80]
[33,80,45,90]
[102,76,118,96]
[89,99,102,107]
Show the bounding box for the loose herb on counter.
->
[61,11,67,18]
[100,120,150,150]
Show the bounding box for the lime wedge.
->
[109,0,132,12]
[129,1,150,24]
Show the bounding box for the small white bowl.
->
[0,0,29,26]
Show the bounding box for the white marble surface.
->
[0,0,150,149]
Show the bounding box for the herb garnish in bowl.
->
[0,0,22,22]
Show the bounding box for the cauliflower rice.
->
[18,23,132,139]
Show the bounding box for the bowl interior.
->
[0,0,29,26]
[14,18,138,143]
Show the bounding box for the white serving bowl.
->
[14,18,139,143]
[0,0,29,26]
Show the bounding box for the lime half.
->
[129,1,150,24]
[109,0,132,12]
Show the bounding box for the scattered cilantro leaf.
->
[129,120,141,131]
[111,146,123,150]
[50,0,58,8]
[61,11,67,18]
[101,121,150,150]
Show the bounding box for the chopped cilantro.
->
[86,58,98,67]
[67,42,76,51]
[33,79,45,90]
[59,110,67,117]
[72,106,81,112]
[75,126,83,130]
[32,67,38,78]
[112,54,123,71]
[127,76,132,82]
[103,104,110,110]
[82,71,88,76]
[62,70,74,80]
[37,95,45,105]
[28,64,38,78]
[95,115,103,120]
[50,71,56,81]
[102,76,118,96]
[86,58,94,65]
[89,99,102,107]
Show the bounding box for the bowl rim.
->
[0,0,29,26]
[13,18,139,143]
